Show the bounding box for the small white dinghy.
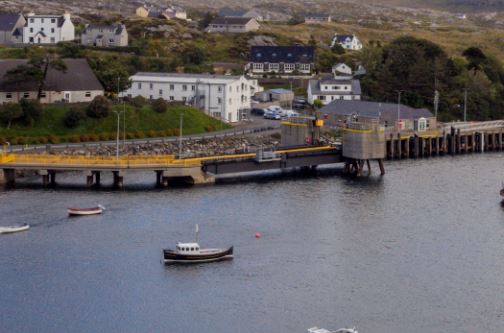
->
[308,327,358,333]
[0,223,30,235]
[67,204,105,217]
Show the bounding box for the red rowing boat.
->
[67,205,105,216]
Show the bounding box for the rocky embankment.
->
[49,135,281,158]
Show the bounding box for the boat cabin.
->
[176,242,201,254]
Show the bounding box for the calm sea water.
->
[1,154,504,333]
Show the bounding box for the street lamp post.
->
[115,111,120,160]
[178,112,184,159]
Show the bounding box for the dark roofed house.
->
[0,13,26,45]
[248,46,315,76]
[331,34,363,51]
[0,58,104,104]
[320,100,436,132]
[305,13,332,23]
[207,17,260,33]
[218,7,263,21]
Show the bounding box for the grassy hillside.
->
[0,104,230,145]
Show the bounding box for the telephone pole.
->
[434,90,439,120]
[178,113,184,158]
[463,88,468,122]
[396,90,402,122]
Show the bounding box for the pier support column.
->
[0,169,15,186]
[94,171,101,187]
[40,169,49,186]
[397,134,402,159]
[366,160,372,176]
[405,137,410,158]
[481,132,485,153]
[378,159,385,176]
[156,171,163,187]
[414,136,419,158]
[113,171,124,189]
[49,171,56,186]
[435,137,440,156]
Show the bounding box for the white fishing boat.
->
[0,223,30,234]
[68,204,105,216]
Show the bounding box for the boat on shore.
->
[67,205,105,216]
[0,223,30,235]
[163,224,233,264]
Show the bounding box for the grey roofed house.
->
[320,100,433,124]
[335,35,355,43]
[0,13,25,45]
[209,17,255,25]
[309,79,362,96]
[0,58,103,92]
[249,46,315,63]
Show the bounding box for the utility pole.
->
[178,112,184,158]
[434,90,440,120]
[122,100,126,147]
[396,90,402,123]
[115,111,120,160]
[463,88,468,122]
[117,76,120,100]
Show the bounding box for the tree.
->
[331,43,345,55]
[308,34,317,47]
[64,107,86,128]
[152,98,168,113]
[87,96,112,118]
[0,103,23,129]
[313,99,323,109]
[183,47,207,65]
[89,56,131,95]
[199,12,216,30]
[19,99,42,126]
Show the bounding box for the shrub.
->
[63,107,86,129]
[156,130,165,137]
[38,136,48,144]
[88,134,99,142]
[172,128,180,136]
[107,132,117,141]
[0,135,6,145]
[19,99,42,126]
[126,132,135,139]
[48,135,60,144]
[86,96,112,118]
[80,134,90,142]
[205,124,216,132]
[16,137,26,145]
[131,96,147,108]
[99,133,109,141]
[134,131,144,139]
[10,137,18,145]
[69,135,81,143]
[151,98,168,113]
[147,130,157,137]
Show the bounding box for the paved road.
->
[5,117,282,153]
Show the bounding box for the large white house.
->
[308,65,361,105]
[23,12,75,44]
[331,34,363,51]
[125,73,262,123]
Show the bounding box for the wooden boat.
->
[163,224,233,264]
[163,243,233,264]
[0,223,30,235]
[68,204,105,216]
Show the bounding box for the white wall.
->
[23,14,75,44]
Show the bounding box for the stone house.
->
[81,24,128,47]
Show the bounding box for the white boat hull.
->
[0,224,30,234]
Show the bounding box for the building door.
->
[64,92,71,103]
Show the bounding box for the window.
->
[138,83,142,89]
[40,92,47,98]
[41,18,44,23]
[300,63,311,71]
[30,18,34,23]
[50,37,55,43]
[149,83,153,90]
[269,63,279,72]
[324,86,329,90]
[182,85,187,91]
[149,95,153,100]
[191,85,195,91]
[252,63,263,71]
[6,93,12,99]
[41,27,44,32]
[182,97,187,102]
[23,92,30,98]
[229,98,232,105]
[217,97,222,104]
[159,89,163,95]
[169,96,174,101]
[30,28,33,33]
[51,18,56,23]
[284,63,295,71]
[169,84,174,90]
[229,86,232,92]
[85,92,91,97]
[29,37,34,43]
[320,96,326,101]
[218,86,222,92]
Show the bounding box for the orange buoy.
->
[255,232,261,239]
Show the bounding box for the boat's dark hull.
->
[163,246,233,264]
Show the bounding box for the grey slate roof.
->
[0,58,103,92]
[309,79,361,96]
[210,17,254,25]
[335,35,355,43]
[250,46,315,63]
[218,8,248,17]
[320,100,433,123]
[84,24,124,35]
[0,13,21,31]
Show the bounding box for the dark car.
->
[251,108,265,116]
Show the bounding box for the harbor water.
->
[1,153,504,333]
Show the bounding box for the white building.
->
[307,65,361,105]
[81,24,128,47]
[331,34,363,51]
[125,73,262,123]
[23,12,75,44]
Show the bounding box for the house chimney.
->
[63,11,71,20]
[27,12,35,17]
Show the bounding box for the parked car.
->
[263,111,281,120]
[282,110,299,117]
[251,108,265,116]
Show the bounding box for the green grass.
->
[0,104,231,142]
[0,47,26,59]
